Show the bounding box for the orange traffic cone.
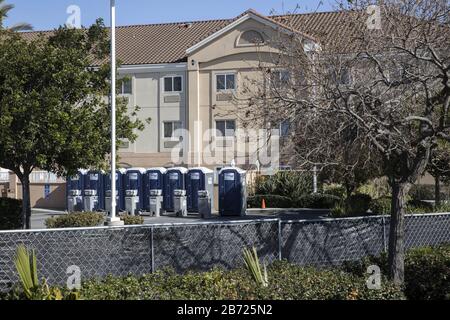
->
[261,198,266,209]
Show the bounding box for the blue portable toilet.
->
[186,167,214,213]
[66,169,87,212]
[124,168,146,212]
[144,168,167,211]
[164,167,188,212]
[83,170,105,211]
[218,167,247,216]
[104,168,126,213]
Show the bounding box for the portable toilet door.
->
[186,167,214,213]
[104,169,126,212]
[144,168,167,211]
[66,169,87,211]
[84,170,105,211]
[164,167,188,212]
[124,168,146,211]
[219,167,247,216]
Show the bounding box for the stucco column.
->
[187,60,202,166]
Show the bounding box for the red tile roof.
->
[20,10,355,65]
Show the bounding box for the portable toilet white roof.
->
[219,167,246,175]
[189,167,214,174]
[147,167,167,174]
[127,167,147,174]
[168,167,188,174]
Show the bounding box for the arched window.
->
[238,30,265,45]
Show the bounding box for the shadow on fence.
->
[0,213,449,291]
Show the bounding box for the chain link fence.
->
[0,213,449,292]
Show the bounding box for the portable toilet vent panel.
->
[218,167,247,216]
[104,169,126,213]
[66,169,87,212]
[186,167,214,213]
[146,168,167,215]
[124,168,146,215]
[164,167,188,212]
[83,170,105,211]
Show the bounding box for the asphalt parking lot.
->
[29,208,331,230]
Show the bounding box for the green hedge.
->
[45,212,105,229]
[296,193,341,209]
[247,194,293,208]
[346,193,372,216]
[120,215,144,225]
[253,171,314,201]
[342,244,450,300]
[59,262,403,300]
[0,198,23,230]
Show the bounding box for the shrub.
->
[120,215,144,225]
[0,198,23,230]
[342,244,450,300]
[369,196,391,215]
[296,193,341,209]
[346,193,372,216]
[253,171,314,200]
[247,194,293,208]
[404,245,450,300]
[45,212,104,229]
[74,261,403,300]
[323,184,347,199]
[330,203,346,218]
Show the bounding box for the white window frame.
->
[215,119,236,139]
[163,75,183,93]
[163,121,183,141]
[119,77,133,95]
[215,72,237,93]
[270,70,291,88]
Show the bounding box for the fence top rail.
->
[0,218,280,235]
[281,212,450,224]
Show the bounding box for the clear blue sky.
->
[4,0,334,31]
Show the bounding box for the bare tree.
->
[238,0,449,285]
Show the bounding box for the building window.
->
[163,121,182,139]
[238,30,265,45]
[216,73,236,92]
[164,76,183,92]
[216,120,236,137]
[119,78,132,95]
[279,120,290,137]
[271,70,290,88]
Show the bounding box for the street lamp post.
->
[107,0,123,226]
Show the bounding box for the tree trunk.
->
[435,175,441,207]
[388,182,410,286]
[20,175,32,230]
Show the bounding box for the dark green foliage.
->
[45,212,104,229]
[409,185,439,201]
[346,193,372,216]
[74,262,403,300]
[369,196,392,215]
[253,171,314,200]
[342,244,450,300]
[247,195,293,208]
[120,215,144,225]
[0,198,22,230]
[297,193,341,209]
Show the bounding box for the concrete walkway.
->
[28,208,331,230]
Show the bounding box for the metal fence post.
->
[278,219,282,261]
[151,227,155,273]
[382,216,388,253]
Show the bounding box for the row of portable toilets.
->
[66,167,247,218]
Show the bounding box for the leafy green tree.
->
[0,0,32,31]
[0,20,146,229]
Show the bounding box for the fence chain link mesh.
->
[0,214,449,292]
